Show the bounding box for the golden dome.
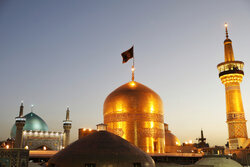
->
[103,81,165,153]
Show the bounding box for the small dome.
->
[165,132,180,146]
[195,155,242,167]
[164,124,180,146]
[48,130,155,167]
[11,112,49,138]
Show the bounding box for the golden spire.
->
[131,65,135,81]
[224,23,235,62]
[131,47,135,81]
[225,22,229,39]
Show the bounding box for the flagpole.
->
[132,45,135,81]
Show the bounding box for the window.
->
[154,141,157,152]
[133,162,141,167]
[85,163,96,167]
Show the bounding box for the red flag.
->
[121,46,133,63]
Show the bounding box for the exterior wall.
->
[225,148,250,166]
[105,112,165,153]
[0,148,29,167]
[22,131,63,150]
[151,153,203,166]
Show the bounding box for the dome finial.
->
[131,65,135,81]
[224,22,229,39]
[131,45,135,81]
[30,104,34,113]
[121,46,135,81]
[223,22,235,62]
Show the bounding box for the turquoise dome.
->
[10,112,49,138]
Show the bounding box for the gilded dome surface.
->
[164,124,180,146]
[165,132,180,146]
[104,81,163,115]
[48,131,155,167]
[103,81,165,153]
[11,112,49,138]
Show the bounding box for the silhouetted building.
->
[48,124,155,167]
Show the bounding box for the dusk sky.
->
[1,0,250,146]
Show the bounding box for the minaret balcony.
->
[217,61,244,77]
[63,120,72,125]
[15,117,26,123]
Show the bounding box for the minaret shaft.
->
[217,24,248,149]
[224,40,235,62]
[14,103,26,148]
[225,82,248,139]
[225,83,244,115]
[63,128,71,147]
[14,122,25,148]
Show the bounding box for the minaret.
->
[63,107,72,148]
[217,23,248,149]
[14,102,26,148]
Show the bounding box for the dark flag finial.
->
[121,46,134,64]
[121,46,135,81]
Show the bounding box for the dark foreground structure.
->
[48,127,155,167]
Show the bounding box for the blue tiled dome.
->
[10,112,49,138]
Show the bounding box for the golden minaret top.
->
[224,23,235,62]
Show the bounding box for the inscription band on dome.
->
[104,113,164,123]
